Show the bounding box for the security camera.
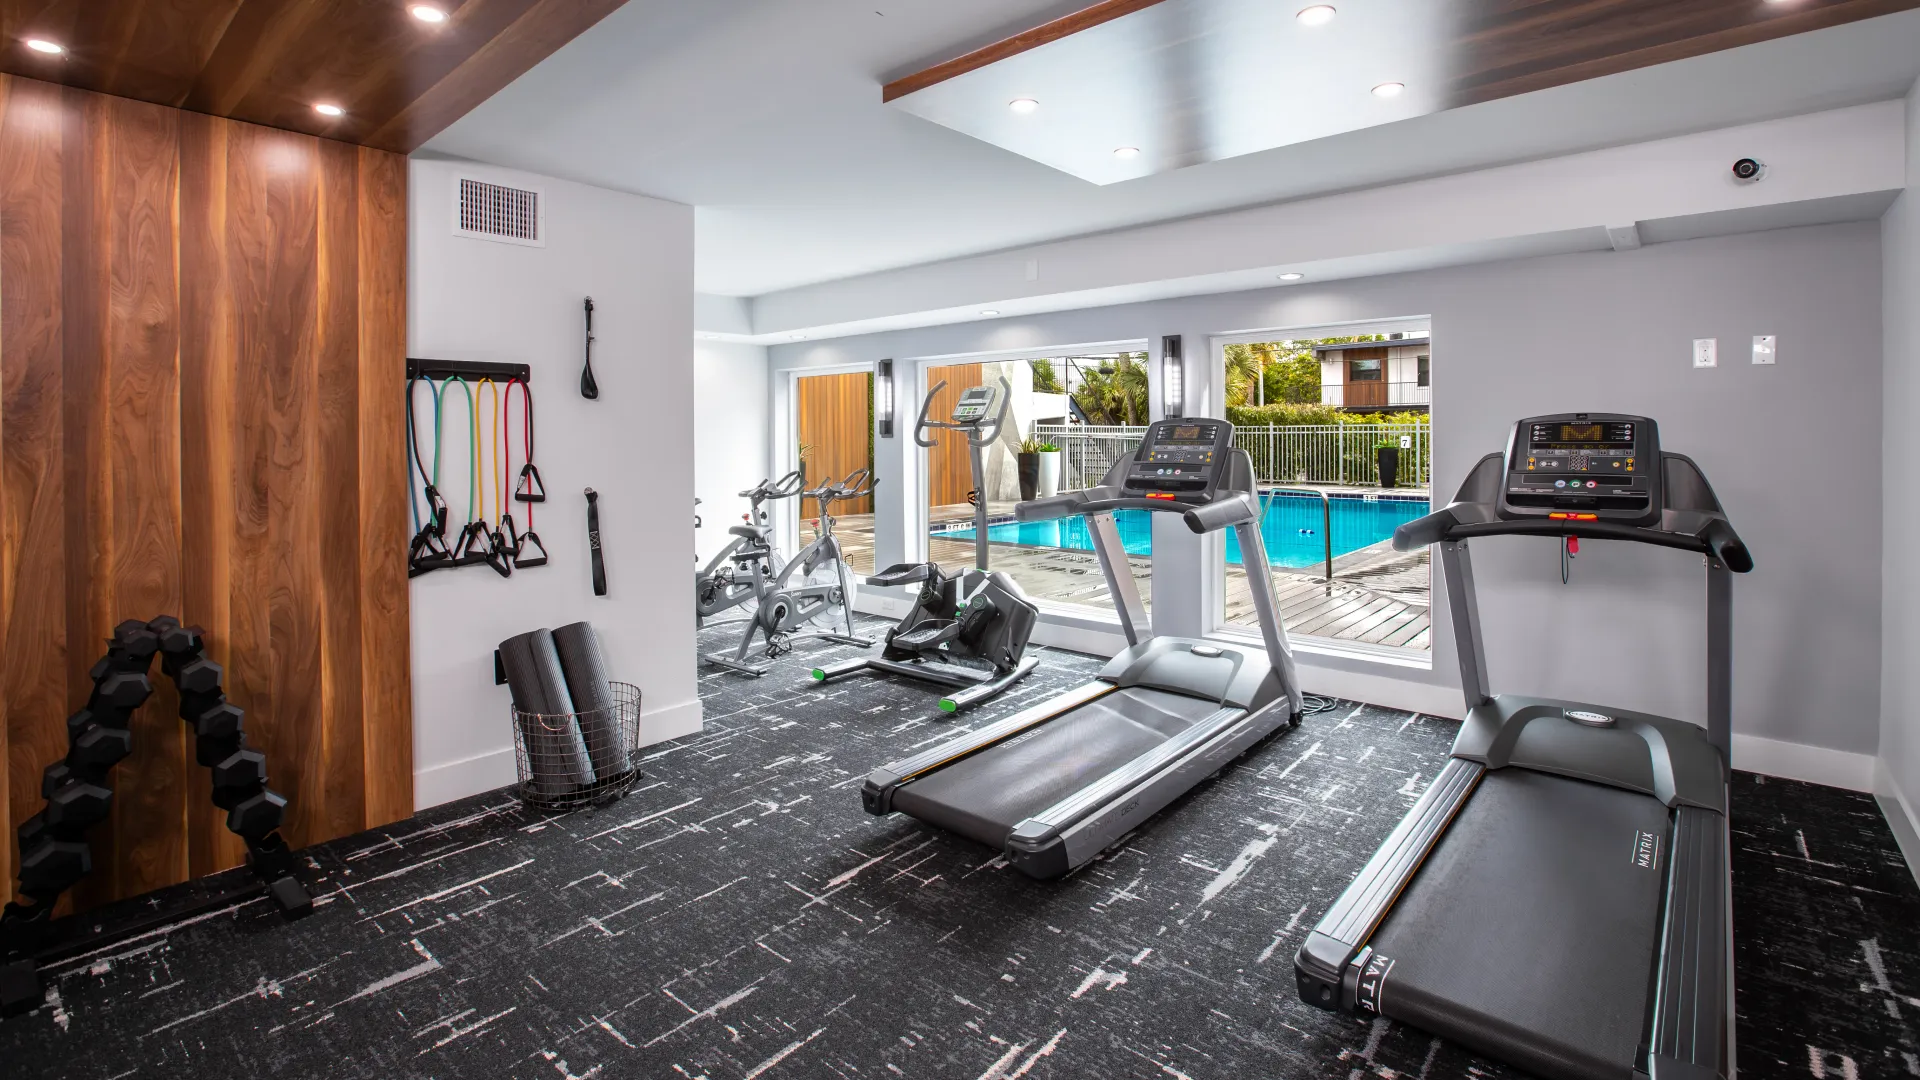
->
[1731,157,1765,183]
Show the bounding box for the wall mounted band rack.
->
[407,358,532,383]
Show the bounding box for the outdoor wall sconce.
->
[1161,336,1184,419]
[876,359,896,438]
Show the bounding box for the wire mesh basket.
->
[510,681,642,810]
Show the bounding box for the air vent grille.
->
[455,178,543,246]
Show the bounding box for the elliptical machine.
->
[705,468,875,676]
[695,470,804,628]
[813,377,1040,712]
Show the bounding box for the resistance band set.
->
[408,358,550,579]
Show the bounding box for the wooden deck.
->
[832,507,1430,651]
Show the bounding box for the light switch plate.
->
[1693,338,1717,368]
[1752,335,1776,364]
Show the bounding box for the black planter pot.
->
[1376,446,1398,489]
[1017,452,1040,501]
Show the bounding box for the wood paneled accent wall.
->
[925,363,984,511]
[0,74,412,911]
[795,372,873,518]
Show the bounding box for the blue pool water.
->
[938,492,1429,569]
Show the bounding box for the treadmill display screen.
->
[1530,421,1634,449]
[1154,424,1218,446]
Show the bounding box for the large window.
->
[1217,327,1432,652]
[919,351,1153,615]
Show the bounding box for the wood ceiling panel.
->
[0,0,626,151]
[885,0,1920,182]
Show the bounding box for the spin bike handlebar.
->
[914,376,1013,449]
[804,467,878,513]
[741,469,805,503]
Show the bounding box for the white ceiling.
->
[424,2,1920,299]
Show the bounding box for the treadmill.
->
[1295,413,1751,1080]
[862,418,1305,879]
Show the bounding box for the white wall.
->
[769,223,1884,789]
[408,158,698,809]
[1880,76,1920,877]
[695,340,771,564]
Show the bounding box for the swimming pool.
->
[935,492,1429,569]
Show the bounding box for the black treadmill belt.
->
[1365,769,1670,1080]
[890,687,1222,850]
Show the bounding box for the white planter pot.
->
[1037,451,1062,497]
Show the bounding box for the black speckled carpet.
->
[3,616,1916,1080]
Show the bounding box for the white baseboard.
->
[1730,733,1876,791]
[1292,660,1463,719]
[640,697,704,746]
[414,746,517,811]
[1874,758,1920,890]
[413,697,705,812]
[853,593,911,619]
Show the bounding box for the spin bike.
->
[813,377,1040,712]
[695,470,804,628]
[705,468,875,676]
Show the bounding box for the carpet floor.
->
[3,616,1916,1079]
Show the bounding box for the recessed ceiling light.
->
[1279,272,1305,281]
[1296,5,1337,26]
[410,4,448,22]
[980,310,1000,316]
[1008,98,1039,114]
[314,102,345,117]
[24,38,64,54]
[1372,82,1405,99]
[1113,146,1141,159]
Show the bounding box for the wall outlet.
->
[1752,335,1777,365]
[1692,338,1717,368]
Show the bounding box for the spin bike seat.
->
[729,524,772,541]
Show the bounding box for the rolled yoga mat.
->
[552,621,628,778]
[498,629,596,794]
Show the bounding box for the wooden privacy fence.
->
[795,372,873,517]
[0,77,413,912]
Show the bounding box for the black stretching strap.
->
[585,488,607,597]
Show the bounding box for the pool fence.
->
[1033,423,1432,490]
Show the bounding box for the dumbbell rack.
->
[0,617,313,1018]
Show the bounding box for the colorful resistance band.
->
[506,378,548,567]
[407,377,455,577]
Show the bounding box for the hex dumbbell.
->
[211,750,268,809]
[94,671,153,710]
[41,761,75,800]
[227,789,287,838]
[173,657,223,696]
[113,620,160,659]
[190,700,245,741]
[44,780,112,831]
[69,724,133,770]
[16,811,48,852]
[17,837,90,898]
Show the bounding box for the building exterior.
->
[1317,337,1431,411]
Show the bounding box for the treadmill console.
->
[1123,420,1234,503]
[951,385,1003,426]
[1501,412,1662,525]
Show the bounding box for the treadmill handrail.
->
[1013,485,1251,530]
